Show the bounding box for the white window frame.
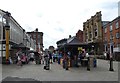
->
[116,22,119,29]
[116,32,120,39]
[110,25,113,31]
[104,27,107,33]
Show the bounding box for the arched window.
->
[94,23,98,37]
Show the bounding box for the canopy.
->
[11,43,29,49]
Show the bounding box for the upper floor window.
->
[3,17,6,24]
[116,22,119,29]
[104,36,107,41]
[110,25,113,31]
[89,31,92,38]
[104,27,107,33]
[110,34,114,40]
[94,28,97,37]
[116,32,120,39]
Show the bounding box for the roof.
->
[11,43,29,49]
[66,36,88,46]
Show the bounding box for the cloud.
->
[0,0,119,49]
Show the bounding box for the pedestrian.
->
[30,53,34,62]
[41,53,45,64]
[17,54,22,66]
[104,52,107,60]
[49,52,53,64]
[44,54,50,70]
[63,53,69,70]
[9,57,13,64]
[74,55,78,67]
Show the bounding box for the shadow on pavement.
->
[1,76,40,83]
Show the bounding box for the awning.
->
[11,43,29,49]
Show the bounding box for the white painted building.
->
[0,9,36,57]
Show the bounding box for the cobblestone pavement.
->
[1,59,119,81]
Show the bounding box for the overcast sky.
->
[0,0,119,49]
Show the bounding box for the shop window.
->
[117,43,120,47]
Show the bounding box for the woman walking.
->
[17,54,22,66]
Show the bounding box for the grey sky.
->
[0,0,119,49]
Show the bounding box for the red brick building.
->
[103,16,120,60]
[27,28,44,52]
[76,30,83,43]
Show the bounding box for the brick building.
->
[27,28,44,52]
[76,30,83,43]
[103,16,120,60]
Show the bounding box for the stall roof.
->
[11,43,29,49]
[66,36,87,46]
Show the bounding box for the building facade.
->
[27,28,44,53]
[0,9,36,58]
[83,11,103,54]
[103,16,120,59]
[76,30,83,43]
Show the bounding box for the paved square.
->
[1,59,119,81]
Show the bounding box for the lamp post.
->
[4,12,11,64]
[109,45,114,71]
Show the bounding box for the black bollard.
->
[65,61,69,70]
[87,57,90,71]
[109,57,114,71]
[93,58,97,67]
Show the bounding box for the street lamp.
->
[109,52,114,71]
[4,11,11,64]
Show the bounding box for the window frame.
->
[115,22,119,29]
[110,25,113,31]
[116,32,120,39]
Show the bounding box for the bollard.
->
[65,61,68,70]
[87,57,90,71]
[109,57,114,71]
